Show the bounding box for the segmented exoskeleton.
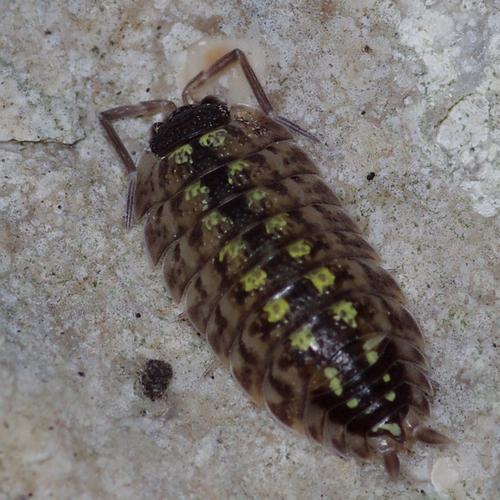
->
[100,49,448,478]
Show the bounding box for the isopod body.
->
[100,49,447,478]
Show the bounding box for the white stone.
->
[431,458,461,496]
[1,1,498,498]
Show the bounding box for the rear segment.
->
[134,103,446,477]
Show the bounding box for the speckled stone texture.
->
[1,1,499,499]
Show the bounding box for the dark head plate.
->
[150,100,231,157]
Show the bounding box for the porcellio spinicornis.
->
[100,49,449,479]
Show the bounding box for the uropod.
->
[100,48,448,479]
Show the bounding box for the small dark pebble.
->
[77,371,85,377]
[135,312,141,318]
[140,359,173,401]
[367,172,376,181]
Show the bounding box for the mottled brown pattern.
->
[143,142,319,264]
[162,174,340,302]
[186,220,378,333]
[133,103,440,474]
[207,258,404,362]
[134,105,292,221]
[228,279,417,409]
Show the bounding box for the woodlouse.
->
[100,48,448,478]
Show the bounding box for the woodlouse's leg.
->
[182,48,319,142]
[99,100,176,228]
[382,449,400,480]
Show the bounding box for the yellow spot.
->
[264,297,289,323]
[169,144,193,165]
[305,267,336,294]
[362,335,384,351]
[247,188,267,208]
[264,214,289,234]
[218,239,245,262]
[227,160,250,184]
[199,128,227,148]
[324,367,343,396]
[290,326,318,352]
[287,240,311,259]
[202,211,231,231]
[385,391,396,402]
[324,367,338,379]
[330,300,358,328]
[240,267,267,292]
[184,181,209,201]
[366,350,379,365]
[330,379,343,396]
[383,373,391,383]
[346,398,359,408]
[373,422,401,437]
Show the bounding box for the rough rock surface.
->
[1,1,498,499]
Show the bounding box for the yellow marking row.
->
[365,351,379,365]
[346,398,359,408]
[202,211,231,231]
[330,300,358,328]
[290,326,318,352]
[240,267,267,292]
[306,267,336,294]
[362,335,384,352]
[264,214,288,234]
[247,188,267,208]
[287,240,311,259]
[184,180,209,201]
[324,367,343,396]
[168,128,227,165]
[323,367,393,404]
[199,129,227,148]
[385,390,396,402]
[264,297,289,323]
[219,239,246,263]
[362,334,384,366]
[372,422,401,437]
[227,160,250,184]
[169,144,193,165]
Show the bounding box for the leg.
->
[99,99,176,175]
[182,49,318,142]
[99,100,177,228]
